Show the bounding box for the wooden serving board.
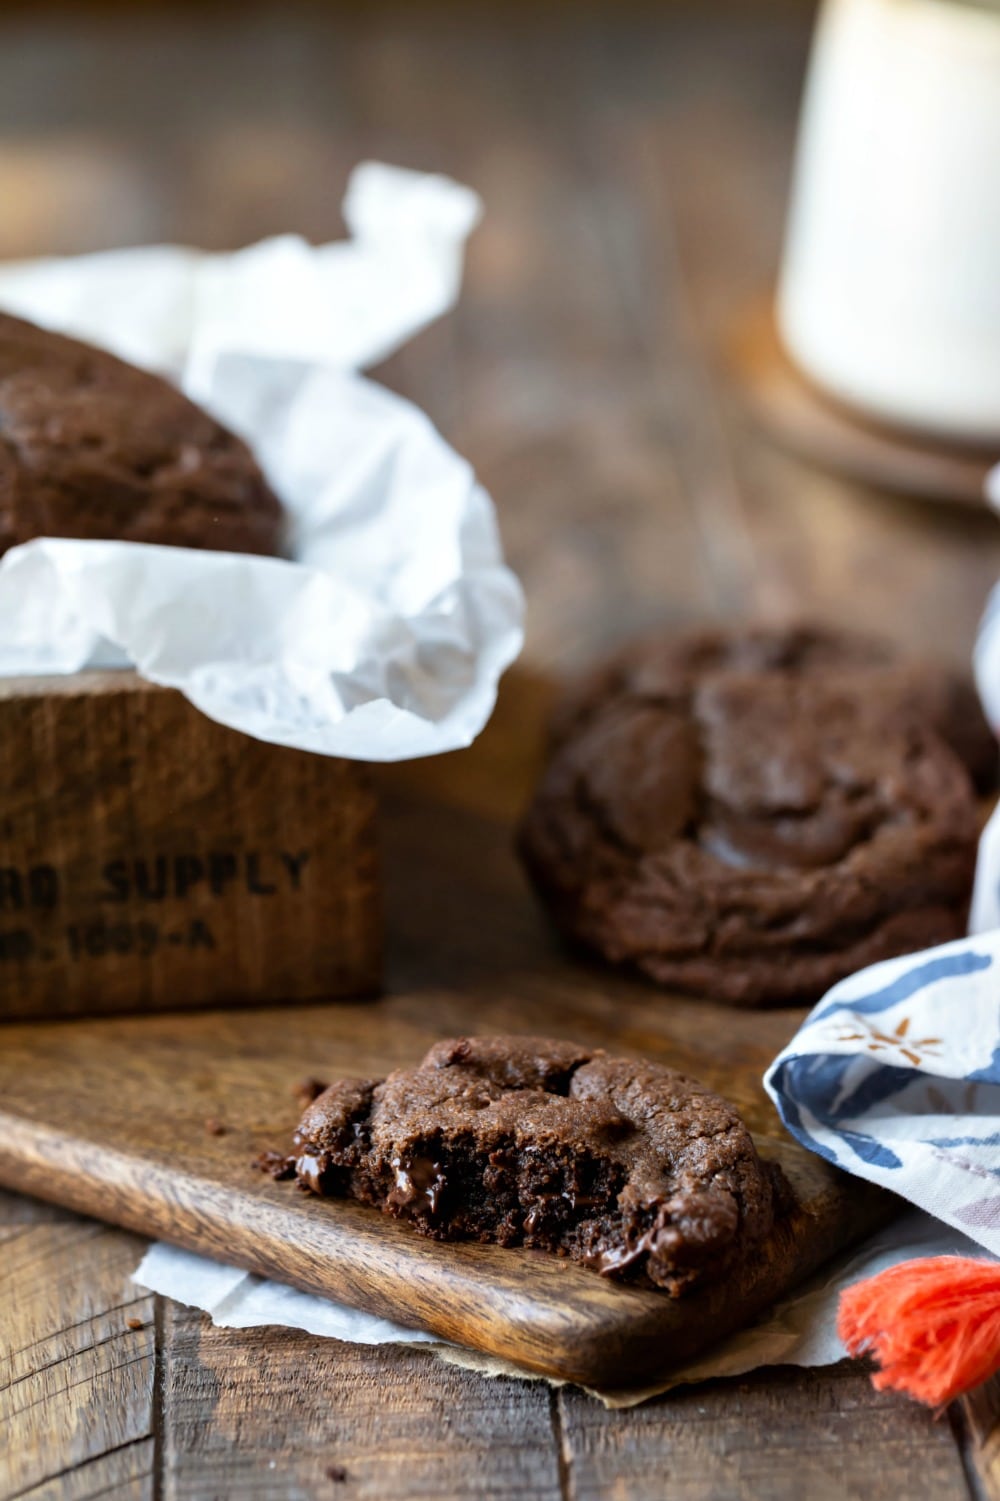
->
[0,673,891,1390]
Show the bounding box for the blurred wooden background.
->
[1,0,998,679]
[2,3,1000,1499]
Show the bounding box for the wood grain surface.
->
[0,673,380,1020]
[2,2,1000,1498]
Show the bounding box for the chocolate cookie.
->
[0,312,284,557]
[289,1034,785,1296]
[552,622,996,793]
[520,626,980,1006]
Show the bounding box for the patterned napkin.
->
[765,932,1000,1256]
[767,475,1000,1260]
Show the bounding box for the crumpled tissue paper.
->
[0,162,524,760]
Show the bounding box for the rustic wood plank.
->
[11,1442,155,1501]
[162,1306,562,1501]
[0,1195,155,1501]
[957,1377,1000,1501]
[557,1361,973,1501]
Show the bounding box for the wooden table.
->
[2,4,999,1497]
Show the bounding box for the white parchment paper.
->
[133,1211,978,1408]
[0,163,524,760]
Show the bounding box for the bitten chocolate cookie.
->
[288,1035,785,1296]
[0,312,284,557]
[519,625,981,1006]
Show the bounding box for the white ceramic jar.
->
[777,0,1000,444]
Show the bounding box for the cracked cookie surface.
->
[289,1034,785,1296]
[519,625,981,1006]
[0,312,284,557]
[551,622,997,794]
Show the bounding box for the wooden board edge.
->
[0,1109,896,1388]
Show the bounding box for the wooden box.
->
[0,672,381,1019]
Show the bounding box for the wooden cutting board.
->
[0,672,891,1390]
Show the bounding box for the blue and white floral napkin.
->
[768,470,1000,1260]
[765,932,1000,1257]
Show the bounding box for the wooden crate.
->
[0,671,381,1019]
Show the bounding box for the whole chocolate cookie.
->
[520,627,981,1006]
[0,312,284,557]
[289,1034,785,1296]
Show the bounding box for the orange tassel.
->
[838,1256,1000,1407]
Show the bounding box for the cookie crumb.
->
[126,1317,144,1331]
[253,1149,296,1181]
